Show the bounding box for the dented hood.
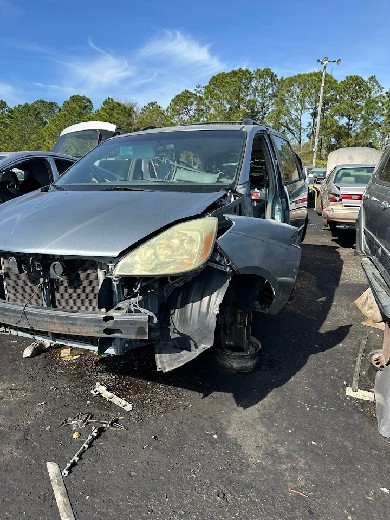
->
[0,189,224,257]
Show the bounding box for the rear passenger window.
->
[271,135,301,183]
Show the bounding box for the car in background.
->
[52,121,125,158]
[307,167,327,205]
[0,120,307,373]
[307,167,326,185]
[302,166,312,180]
[326,146,382,175]
[0,151,77,203]
[315,164,375,235]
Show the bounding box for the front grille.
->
[2,256,101,312]
[54,260,100,312]
[3,267,42,306]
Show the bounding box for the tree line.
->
[1,68,389,165]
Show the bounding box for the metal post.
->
[313,57,341,167]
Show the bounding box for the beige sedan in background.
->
[315,164,375,235]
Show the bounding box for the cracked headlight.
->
[113,217,218,276]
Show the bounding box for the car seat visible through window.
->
[0,170,20,202]
[19,160,51,194]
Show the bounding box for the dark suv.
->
[0,120,307,372]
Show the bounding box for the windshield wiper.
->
[102,186,146,192]
[51,185,67,191]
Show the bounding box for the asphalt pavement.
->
[0,209,389,520]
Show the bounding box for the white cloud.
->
[139,30,225,74]
[55,39,137,91]
[5,30,227,109]
[129,30,226,107]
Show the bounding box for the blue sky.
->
[1,0,389,110]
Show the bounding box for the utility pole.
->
[313,56,341,167]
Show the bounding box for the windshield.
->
[52,129,102,158]
[334,166,374,185]
[54,130,245,192]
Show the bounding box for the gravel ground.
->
[0,209,389,520]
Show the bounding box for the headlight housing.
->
[113,217,218,276]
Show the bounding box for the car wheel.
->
[215,336,261,373]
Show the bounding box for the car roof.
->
[0,151,77,165]
[60,121,117,136]
[115,120,285,140]
[333,163,376,170]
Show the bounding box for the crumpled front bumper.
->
[0,300,149,339]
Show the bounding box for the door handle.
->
[381,201,390,210]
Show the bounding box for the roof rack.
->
[188,119,262,126]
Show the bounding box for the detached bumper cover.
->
[0,300,149,339]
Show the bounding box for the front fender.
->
[217,215,301,314]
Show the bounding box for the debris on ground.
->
[61,416,124,476]
[346,386,375,401]
[61,412,94,431]
[62,425,103,477]
[91,382,133,411]
[60,348,81,361]
[46,461,75,520]
[361,319,385,330]
[22,340,51,358]
[355,288,383,324]
[61,412,126,436]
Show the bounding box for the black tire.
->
[215,336,261,373]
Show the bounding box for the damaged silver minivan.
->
[0,121,307,371]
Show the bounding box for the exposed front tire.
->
[215,336,261,373]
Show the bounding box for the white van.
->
[52,121,125,158]
[326,147,382,175]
